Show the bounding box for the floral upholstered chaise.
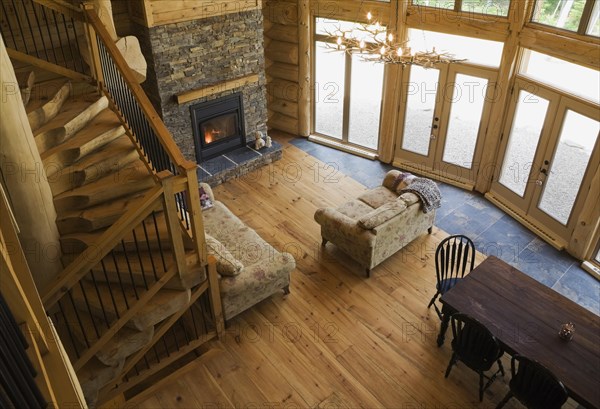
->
[199,183,295,321]
[314,170,437,276]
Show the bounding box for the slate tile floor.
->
[291,138,600,315]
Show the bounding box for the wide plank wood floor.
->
[129,134,580,409]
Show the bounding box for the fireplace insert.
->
[191,93,246,161]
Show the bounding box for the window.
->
[412,0,510,16]
[531,0,600,36]
[520,49,600,104]
[408,29,504,67]
[313,18,385,151]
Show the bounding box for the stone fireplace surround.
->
[134,8,280,185]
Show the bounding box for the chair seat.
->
[437,277,461,294]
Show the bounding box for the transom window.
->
[531,0,600,36]
[412,0,511,17]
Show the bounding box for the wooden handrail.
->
[33,0,84,20]
[82,7,193,174]
[41,184,165,309]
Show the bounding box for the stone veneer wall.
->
[133,10,268,162]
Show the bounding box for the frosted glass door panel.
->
[498,91,549,196]
[315,42,346,139]
[401,66,439,156]
[538,111,599,224]
[348,54,384,150]
[442,74,488,169]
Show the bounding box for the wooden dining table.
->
[438,256,600,408]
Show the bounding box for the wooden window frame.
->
[410,0,511,19]
[529,0,599,37]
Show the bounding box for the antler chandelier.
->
[326,12,465,67]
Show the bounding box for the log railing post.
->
[181,161,208,266]
[207,256,224,338]
[159,171,189,285]
[81,2,103,85]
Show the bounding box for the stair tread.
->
[42,108,126,173]
[60,304,154,367]
[35,94,109,154]
[53,161,154,211]
[71,280,191,331]
[57,192,149,234]
[48,136,139,196]
[78,357,124,407]
[26,79,70,113]
[27,80,71,132]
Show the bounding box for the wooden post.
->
[474,0,529,193]
[0,36,63,291]
[181,162,208,267]
[378,0,404,163]
[207,255,224,338]
[297,0,311,136]
[160,172,189,284]
[82,3,104,85]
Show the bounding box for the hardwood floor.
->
[128,135,579,409]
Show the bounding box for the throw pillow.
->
[205,234,243,276]
[199,186,213,210]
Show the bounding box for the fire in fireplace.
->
[191,93,246,161]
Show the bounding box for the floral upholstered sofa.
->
[199,183,295,320]
[314,170,436,276]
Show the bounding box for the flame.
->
[204,129,222,144]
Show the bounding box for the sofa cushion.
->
[205,234,243,276]
[358,186,398,209]
[357,199,407,230]
[336,199,374,220]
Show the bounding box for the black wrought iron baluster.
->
[22,1,41,59]
[31,1,50,61]
[170,326,180,351]
[115,240,139,300]
[60,13,75,71]
[149,211,168,272]
[11,0,30,55]
[89,269,111,328]
[115,244,140,300]
[56,300,80,358]
[141,219,159,281]
[67,290,90,348]
[100,256,129,309]
[78,281,100,340]
[112,247,133,307]
[72,19,85,73]
[50,10,68,68]
[100,259,121,321]
[130,232,149,291]
[178,320,190,344]
[1,2,18,50]
[161,336,170,357]
[189,305,200,339]
[40,6,58,63]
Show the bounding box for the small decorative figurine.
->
[558,322,575,341]
[265,135,272,148]
[254,130,265,150]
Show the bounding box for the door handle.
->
[430,134,437,140]
[536,180,543,186]
[540,168,548,175]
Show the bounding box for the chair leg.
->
[444,353,457,378]
[479,371,485,402]
[428,226,433,234]
[283,285,290,295]
[495,391,512,409]
[497,359,505,377]
[321,237,328,246]
[427,292,439,309]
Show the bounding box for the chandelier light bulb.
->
[367,12,372,21]
[388,33,393,42]
[360,40,366,49]
[380,45,386,55]
[337,37,342,45]
[397,47,403,56]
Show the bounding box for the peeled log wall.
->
[263,0,301,136]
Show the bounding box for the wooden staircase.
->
[15,65,220,406]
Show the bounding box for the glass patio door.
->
[491,78,600,242]
[395,64,496,186]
